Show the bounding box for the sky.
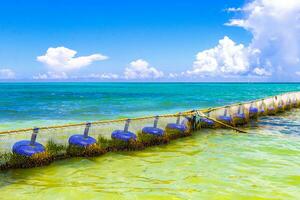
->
[0,0,299,82]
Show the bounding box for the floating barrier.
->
[1,91,300,170]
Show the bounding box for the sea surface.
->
[0,83,300,199]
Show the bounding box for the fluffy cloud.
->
[32,72,120,80]
[124,59,164,79]
[37,47,108,71]
[253,67,271,76]
[33,72,68,80]
[0,68,16,79]
[225,0,300,80]
[187,36,260,76]
[85,73,119,79]
[187,0,300,80]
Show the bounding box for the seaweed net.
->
[0,114,192,166]
[0,91,300,168]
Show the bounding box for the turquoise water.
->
[1,83,300,199]
[1,83,300,131]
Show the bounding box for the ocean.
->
[0,83,300,199]
[1,82,300,131]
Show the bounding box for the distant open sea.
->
[1,82,300,199]
[1,82,300,131]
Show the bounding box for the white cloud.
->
[168,73,179,78]
[33,72,68,80]
[253,67,271,76]
[124,59,164,79]
[86,73,119,79]
[226,7,242,12]
[187,36,260,76]
[0,68,16,79]
[37,47,108,71]
[225,0,300,80]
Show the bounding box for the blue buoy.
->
[249,107,258,114]
[111,119,137,141]
[249,104,258,118]
[68,123,96,147]
[200,117,215,126]
[218,115,232,122]
[142,116,164,136]
[235,113,246,119]
[166,114,187,134]
[235,105,246,119]
[234,105,247,125]
[286,98,291,107]
[268,107,275,111]
[292,99,297,107]
[12,128,45,157]
[217,108,232,123]
[258,102,265,115]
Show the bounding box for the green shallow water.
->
[1,111,300,199]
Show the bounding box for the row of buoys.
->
[200,95,300,127]
[11,94,300,157]
[12,115,188,157]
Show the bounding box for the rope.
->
[0,110,195,135]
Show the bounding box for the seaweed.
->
[165,127,192,140]
[97,135,144,151]
[67,144,106,157]
[46,140,67,156]
[137,131,169,147]
[0,152,53,170]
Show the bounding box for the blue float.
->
[249,107,258,114]
[292,99,297,107]
[286,99,291,108]
[68,123,96,147]
[217,108,232,123]
[112,130,137,141]
[12,128,45,157]
[235,113,246,119]
[166,114,187,134]
[200,118,215,126]
[235,105,246,119]
[268,107,275,111]
[142,116,164,136]
[69,134,96,147]
[111,119,137,141]
[218,115,232,122]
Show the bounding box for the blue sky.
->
[0,0,299,81]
